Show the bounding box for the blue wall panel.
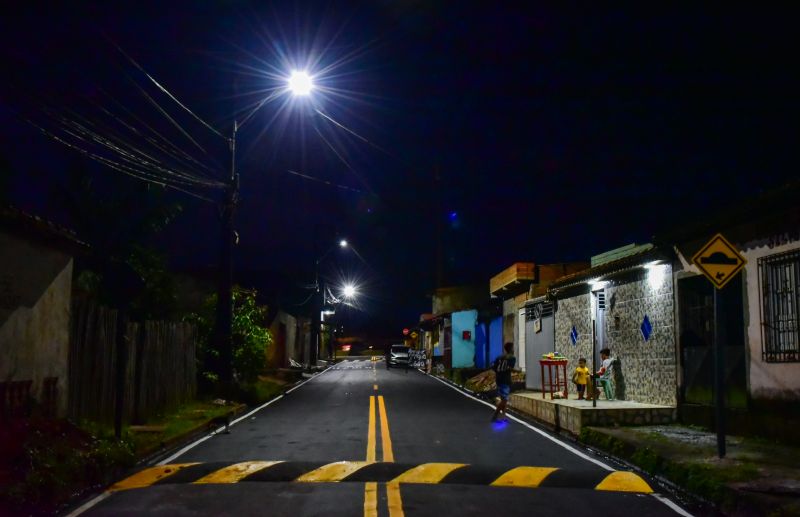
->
[475,322,488,369]
[451,310,477,368]
[489,316,503,364]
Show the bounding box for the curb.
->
[136,403,247,466]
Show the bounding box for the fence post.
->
[114,309,128,439]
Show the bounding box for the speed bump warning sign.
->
[691,233,747,289]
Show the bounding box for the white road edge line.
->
[427,375,613,471]
[65,369,329,517]
[429,375,693,516]
[651,493,695,517]
[63,492,111,517]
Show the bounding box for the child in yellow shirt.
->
[572,358,590,400]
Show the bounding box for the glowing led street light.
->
[339,239,348,248]
[342,283,357,299]
[288,70,314,96]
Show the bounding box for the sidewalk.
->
[580,425,800,516]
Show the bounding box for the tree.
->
[187,287,272,387]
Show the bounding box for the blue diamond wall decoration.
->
[641,315,653,342]
[570,326,578,346]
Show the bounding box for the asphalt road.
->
[73,360,692,517]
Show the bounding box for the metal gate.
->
[525,301,554,390]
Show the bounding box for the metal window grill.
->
[597,292,607,310]
[760,249,800,362]
[525,302,553,321]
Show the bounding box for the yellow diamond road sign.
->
[691,233,747,289]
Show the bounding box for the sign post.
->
[692,233,747,459]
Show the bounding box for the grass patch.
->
[579,427,762,511]
[129,401,234,456]
[237,377,285,406]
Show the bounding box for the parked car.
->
[387,344,409,369]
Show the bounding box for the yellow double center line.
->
[365,394,403,517]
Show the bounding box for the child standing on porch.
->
[572,358,590,400]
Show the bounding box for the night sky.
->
[1,2,798,335]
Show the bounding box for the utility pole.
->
[309,259,321,367]
[215,120,238,388]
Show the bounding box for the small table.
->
[539,359,569,400]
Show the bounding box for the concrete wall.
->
[742,238,800,400]
[451,309,477,368]
[0,231,72,416]
[555,264,677,406]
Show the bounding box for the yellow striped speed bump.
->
[109,461,653,494]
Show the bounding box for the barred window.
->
[760,249,800,362]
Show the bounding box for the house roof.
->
[654,179,800,258]
[549,244,665,292]
[0,205,88,254]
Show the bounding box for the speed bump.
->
[109,461,653,494]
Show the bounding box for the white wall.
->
[742,238,800,400]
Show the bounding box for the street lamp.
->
[288,70,314,96]
[215,67,315,388]
[342,283,357,299]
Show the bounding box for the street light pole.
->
[215,120,238,387]
[213,71,313,379]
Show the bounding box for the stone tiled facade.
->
[554,264,678,407]
[553,292,591,375]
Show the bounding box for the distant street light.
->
[312,237,352,366]
[288,70,314,96]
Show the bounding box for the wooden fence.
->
[68,297,197,425]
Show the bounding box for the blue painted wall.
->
[475,322,488,369]
[489,316,503,364]
[451,310,477,368]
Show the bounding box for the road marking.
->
[297,461,373,482]
[387,482,404,517]
[374,384,378,391]
[651,493,695,517]
[427,374,614,471]
[109,463,199,491]
[63,492,111,517]
[193,461,283,484]
[391,463,467,484]
[491,466,558,488]
[377,396,394,463]
[364,482,378,517]
[595,471,653,493]
[367,396,376,462]
[377,395,403,516]
[365,395,377,517]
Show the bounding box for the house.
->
[489,262,588,389]
[548,244,677,406]
[420,285,485,370]
[659,182,800,439]
[0,206,87,418]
